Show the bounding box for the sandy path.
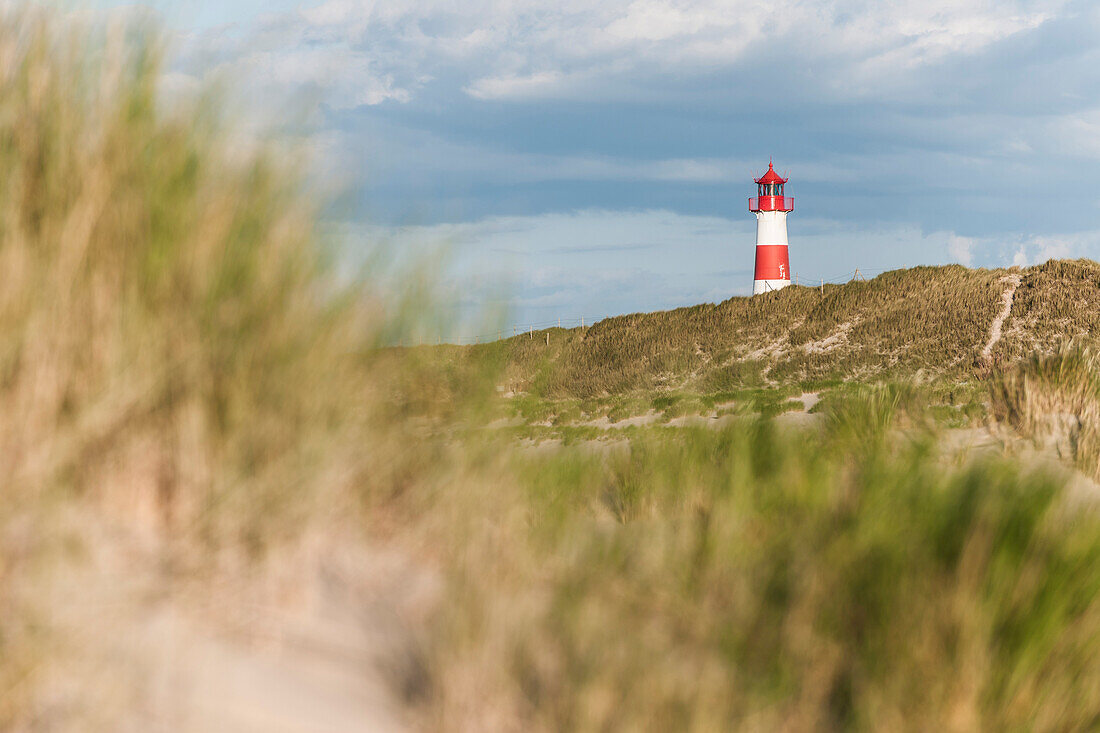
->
[129,605,410,733]
[791,392,820,411]
[981,274,1022,361]
[55,534,434,733]
[154,553,430,733]
[585,411,662,429]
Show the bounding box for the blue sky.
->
[95,0,1100,333]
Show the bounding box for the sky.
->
[92,0,1100,335]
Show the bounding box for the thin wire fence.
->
[399,268,895,346]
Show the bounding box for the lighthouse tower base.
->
[753,276,791,295]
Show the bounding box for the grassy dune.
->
[9,8,1100,732]
[448,261,1100,399]
[996,259,1100,359]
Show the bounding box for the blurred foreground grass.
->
[0,8,397,724]
[5,7,1100,733]
[427,393,1100,732]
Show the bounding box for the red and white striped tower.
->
[749,161,795,295]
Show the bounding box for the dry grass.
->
[461,265,1011,398]
[0,9,400,726]
[454,261,1100,400]
[992,259,1100,362]
[425,407,1100,732]
[991,345,1100,477]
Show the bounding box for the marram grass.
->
[458,259,1100,399]
[0,8,386,725]
[424,398,1100,732]
[992,344,1100,478]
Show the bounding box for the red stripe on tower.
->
[754,244,790,281]
[748,161,794,295]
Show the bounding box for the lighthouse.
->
[749,162,794,295]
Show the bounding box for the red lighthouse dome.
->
[749,162,794,213]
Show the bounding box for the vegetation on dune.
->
[993,259,1100,362]
[471,265,1011,399]
[11,6,1100,732]
[0,9,399,725]
[429,400,1100,732]
[446,260,1100,403]
[0,8,366,536]
[992,345,1100,478]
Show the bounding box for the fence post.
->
[581,316,585,328]
[558,317,561,328]
[529,326,532,338]
[545,332,549,346]
[820,278,823,294]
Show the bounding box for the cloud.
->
[167,0,1072,111]
[948,235,976,267]
[183,0,1096,236]
[465,71,569,100]
[1013,245,1031,267]
[1048,109,1100,159]
[97,0,1100,324]
[1008,232,1100,266]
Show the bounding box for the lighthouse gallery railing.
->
[748,196,794,212]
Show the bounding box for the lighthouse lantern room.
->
[748,162,794,295]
